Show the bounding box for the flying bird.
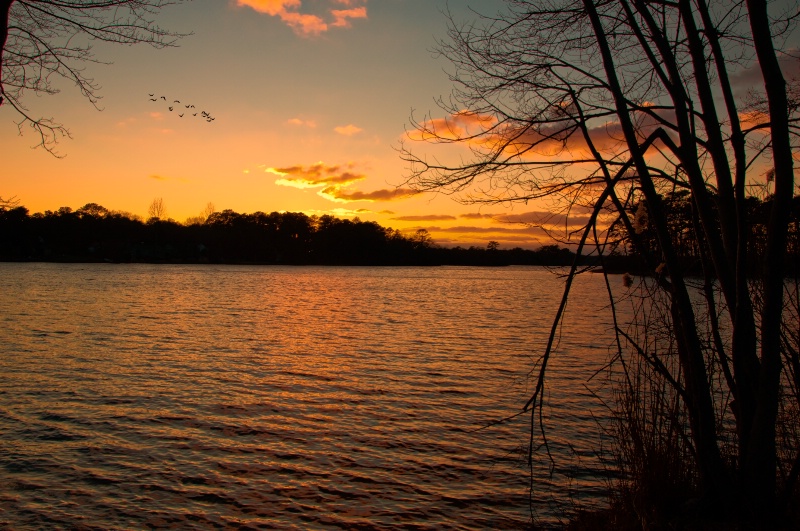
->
[148,94,215,123]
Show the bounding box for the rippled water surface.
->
[0,264,617,529]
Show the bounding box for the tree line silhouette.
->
[1,196,797,269]
[0,202,576,266]
[604,190,800,276]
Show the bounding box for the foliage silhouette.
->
[0,203,580,266]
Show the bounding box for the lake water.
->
[0,263,619,529]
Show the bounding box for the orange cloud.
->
[237,0,367,37]
[331,7,367,27]
[319,186,419,203]
[280,11,327,36]
[287,117,317,128]
[237,0,299,15]
[271,161,415,203]
[739,110,770,130]
[407,110,496,142]
[270,163,366,189]
[334,124,363,136]
[408,109,672,158]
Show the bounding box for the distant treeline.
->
[604,191,800,275]
[0,203,576,266]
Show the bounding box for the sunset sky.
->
[4,0,795,249]
[1,0,570,249]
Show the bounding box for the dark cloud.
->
[459,212,496,220]
[421,225,542,234]
[495,210,593,226]
[320,186,420,202]
[731,50,800,96]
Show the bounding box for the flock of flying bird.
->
[148,94,215,122]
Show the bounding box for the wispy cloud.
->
[319,186,419,203]
[391,214,457,221]
[495,210,593,227]
[331,7,367,28]
[236,0,367,37]
[334,124,363,136]
[287,117,317,128]
[460,212,496,220]
[402,224,549,249]
[304,207,375,217]
[148,174,188,183]
[731,50,800,96]
[424,225,542,235]
[408,108,672,157]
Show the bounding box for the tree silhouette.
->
[0,0,189,153]
[0,202,587,266]
[76,202,109,218]
[184,202,216,226]
[403,0,799,523]
[0,195,19,209]
[147,197,167,221]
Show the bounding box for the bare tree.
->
[147,197,167,220]
[0,195,19,209]
[0,0,188,153]
[184,201,215,225]
[404,0,799,523]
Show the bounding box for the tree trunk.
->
[745,0,794,517]
[584,0,728,499]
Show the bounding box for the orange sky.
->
[1,0,583,249]
[3,0,788,250]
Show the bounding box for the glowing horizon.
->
[1,0,574,250]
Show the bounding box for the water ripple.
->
[0,264,619,529]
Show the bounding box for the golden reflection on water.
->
[0,264,617,529]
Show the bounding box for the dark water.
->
[0,264,616,529]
